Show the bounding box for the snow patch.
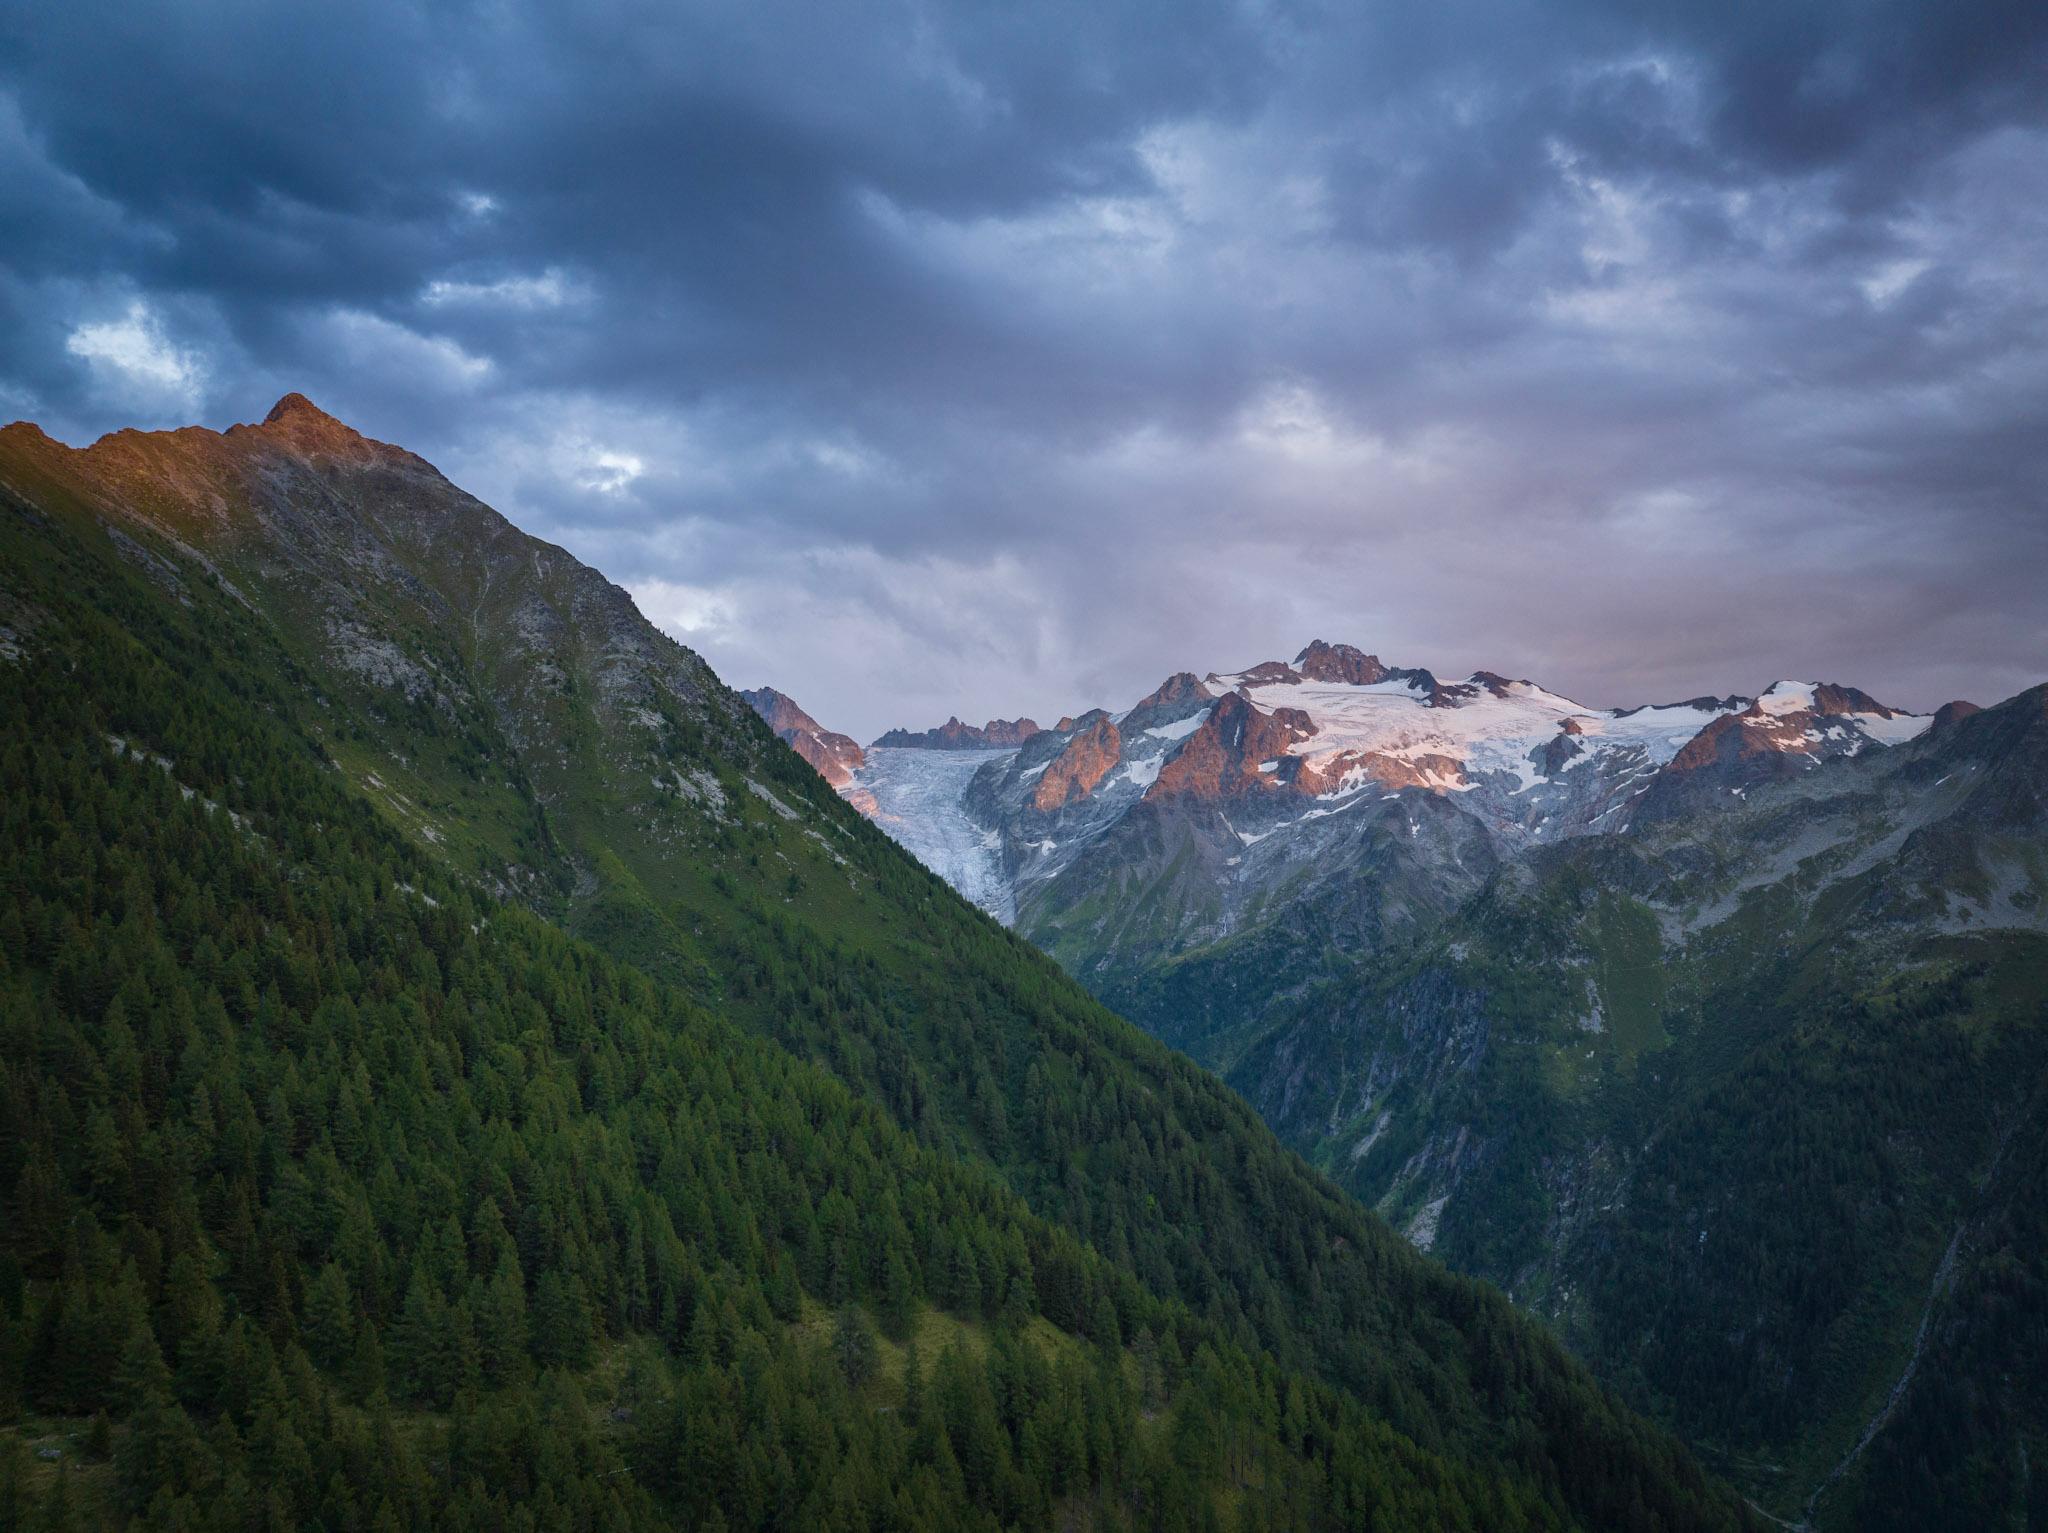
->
[1755,680,1818,717]
[1118,754,1164,789]
[1855,710,1934,745]
[1145,709,1211,742]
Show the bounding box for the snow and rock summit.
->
[757,642,1955,921]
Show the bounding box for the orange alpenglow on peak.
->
[263,392,332,424]
[235,392,407,465]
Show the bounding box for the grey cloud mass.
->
[3,0,2044,738]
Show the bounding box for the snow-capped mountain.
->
[784,640,1938,925]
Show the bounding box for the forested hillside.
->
[0,408,1754,1529]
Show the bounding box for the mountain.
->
[814,638,2048,1527]
[873,716,1043,750]
[740,684,865,787]
[0,401,1755,1530]
[834,640,1931,947]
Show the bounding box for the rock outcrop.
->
[1032,714,1124,812]
[741,686,865,786]
[1146,692,1318,801]
[1294,640,1390,686]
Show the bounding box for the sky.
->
[3,0,2044,739]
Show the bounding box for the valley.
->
[762,639,2048,1527]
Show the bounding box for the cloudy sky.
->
[3,0,2044,736]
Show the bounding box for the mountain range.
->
[0,398,1761,1530]
[773,637,2048,1527]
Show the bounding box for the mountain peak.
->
[244,391,398,463]
[741,685,865,787]
[1293,640,1389,686]
[263,391,335,425]
[1753,679,1901,720]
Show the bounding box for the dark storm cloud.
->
[2,0,2043,736]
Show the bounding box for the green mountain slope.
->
[1089,685,2048,1527]
[0,403,1754,1529]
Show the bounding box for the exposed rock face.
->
[1134,671,1209,710]
[873,715,1042,749]
[1664,712,1805,776]
[1540,718,1586,775]
[1234,660,1303,688]
[244,392,406,464]
[1294,748,1467,795]
[1637,680,1923,822]
[1930,699,1983,731]
[1031,714,1123,812]
[1934,682,2048,830]
[1618,695,1748,717]
[1120,674,1213,737]
[1808,681,1898,718]
[740,685,819,738]
[741,686,865,787]
[988,718,1041,747]
[1294,641,1389,686]
[1147,692,1317,801]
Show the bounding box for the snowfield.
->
[1222,672,1739,792]
[1213,671,1929,791]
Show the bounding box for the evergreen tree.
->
[831,1305,876,1390]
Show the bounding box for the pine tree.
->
[532,1270,595,1371]
[832,1304,877,1389]
[301,1262,355,1372]
[879,1248,917,1341]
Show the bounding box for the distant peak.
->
[1293,640,1388,686]
[871,714,1041,751]
[1754,679,1899,719]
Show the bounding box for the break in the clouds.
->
[3,0,2044,737]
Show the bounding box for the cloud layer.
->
[4,0,2044,735]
